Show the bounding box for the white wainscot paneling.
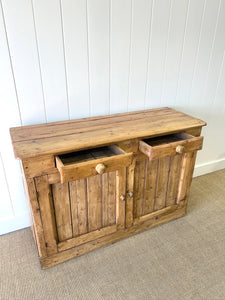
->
[87,0,110,116]
[145,0,172,108]
[1,0,225,235]
[110,0,131,114]
[61,0,90,119]
[128,0,152,111]
[32,0,69,122]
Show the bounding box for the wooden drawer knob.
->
[96,163,106,174]
[176,145,185,154]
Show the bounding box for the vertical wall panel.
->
[0,154,13,219]
[87,0,110,116]
[200,0,225,163]
[110,0,131,114]
[160,0,189,107]
[175,0,205,110]
[188,0,221,117]
[203,52,225,162]
[145,0,172,108]
[0,2,28,225]
[128,0,152,111]
[32,0,69,122]
[1,0,46,125]
[61,0,90,119]
[201,0,225,122]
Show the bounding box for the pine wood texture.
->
[56,149,133,183]
[10,107,206,159]
[10,107,206,268]
[139,133,203,160]
[41,205,186,269]
[34,176,58,256]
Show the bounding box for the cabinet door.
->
[134,133,203,223]
[33,145,131,255]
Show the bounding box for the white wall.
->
[1,0,225,235]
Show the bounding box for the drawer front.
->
[56,145,133,183]
[139,132,203,160]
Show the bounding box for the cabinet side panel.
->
[154,157,170,211]
[177,151,197,206]
[52,183,73,242]
[35,176,58,256]
[166,155,183,206]
[26,178,47,258]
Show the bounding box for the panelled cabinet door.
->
[34,167,127,254]
[134,132,203,224]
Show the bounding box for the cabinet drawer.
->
[56,145,133,183]
[139,132,203,160]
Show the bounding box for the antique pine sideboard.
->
[10,107,206,268]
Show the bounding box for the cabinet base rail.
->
[41,203,186,269]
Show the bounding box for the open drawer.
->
[56,145,133,183]
[139,132,203,160]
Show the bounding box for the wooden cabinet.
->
[10,107,206,268]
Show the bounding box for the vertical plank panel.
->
[166,155,182,206]
[76,179,88,235]
[0,154,13,219]
[87,175,102,231]
[110,0,131,114]
[143,159,158,215]
[108,172,116,225]
[87,0,110,116]
[35,176,58,255]
[154,157,170,211]
[160,0,189,107]
[188,0,220,117]
[196,0,225,163]
[25,178,47,258]
[1,0,46,125]
[175,0,205,108]
[0,3,28,219]
[32,0,69,122]
[145,0,172,108]
[198,0,225,122]
[102,173,109,227]
[52,182,73,242]
[203,51,225,162]
[116,167,126,230]
[61,0,90,119]
[126,163,135,228]
[68,181,79,237]
[128,0,152,111]
[134,160,146,218]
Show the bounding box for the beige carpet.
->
[0,169,225,300]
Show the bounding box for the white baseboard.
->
[0,211,30,236]
[194,158,225,177]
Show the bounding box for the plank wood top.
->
[10,107,206,159]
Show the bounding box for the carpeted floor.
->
[0,169,225,300]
